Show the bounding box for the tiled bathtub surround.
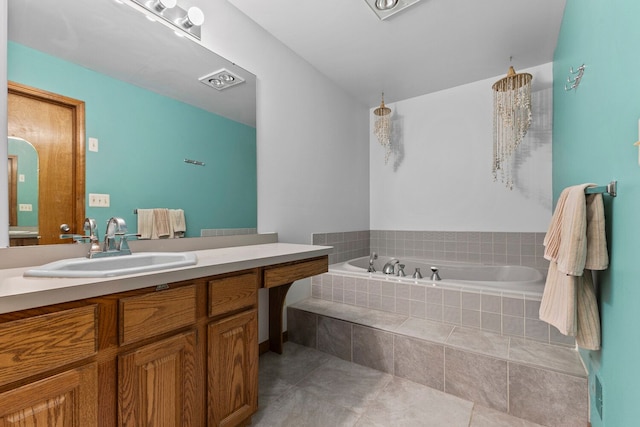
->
[312,230,549,269]
[200,227,257,237]
[288,298,588,427]
[371,230,549,269]
[312,273,574,347]
[312,230,370,265]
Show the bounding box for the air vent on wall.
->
[199,69,245,91]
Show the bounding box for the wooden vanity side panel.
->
[119,285,197,346]
[263,256,328,289]
[0,305,97,387]
[208,271,259,317]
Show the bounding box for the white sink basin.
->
[24,252,198,278]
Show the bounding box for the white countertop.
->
[0,243,331,314]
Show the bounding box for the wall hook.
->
[565,64,586,91]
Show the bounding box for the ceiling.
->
[228,0,567,108]
[8,0,257,127]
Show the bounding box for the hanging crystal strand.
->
[374,92,392,164]
[492,66,532,190]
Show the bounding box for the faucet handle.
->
[118,233,140,254]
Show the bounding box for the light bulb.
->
[181,6,204,28]
[375,0,398,10]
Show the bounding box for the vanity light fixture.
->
[363,0,424,20]
[199,69,245,91]
[132,0,204,40]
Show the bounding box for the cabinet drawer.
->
[263,256,328,289]
[0,305,97,387]
[120,285,196,346]
[209,272,258,317]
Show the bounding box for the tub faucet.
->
[383,259,399,275]
[430,266,441,281]
[368,252,378,272]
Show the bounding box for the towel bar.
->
[584,181,617,197]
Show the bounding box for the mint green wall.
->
[554,1,640,425]
[8,42,257,237]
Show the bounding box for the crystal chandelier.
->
[373,93,392,164]
[492,66,532,189]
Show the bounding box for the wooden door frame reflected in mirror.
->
[7,155,17,226]
[8,81,85,245]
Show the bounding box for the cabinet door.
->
[119,331,197,427]
[0,362,98,427]
[208,309,258,427]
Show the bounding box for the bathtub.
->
[332,255,545,295]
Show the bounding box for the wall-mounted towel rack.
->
[585,181,617,197]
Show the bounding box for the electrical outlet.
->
[19,174,25,182]
[18,204,32,212]
[89,193,110,207]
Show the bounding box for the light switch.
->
[89,137,99,152]
[19,174,25,182]
[19,204,32,212]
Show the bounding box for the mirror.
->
[6,0,257,245]
[7,137,39,245]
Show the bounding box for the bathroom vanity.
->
[0,238,329,426]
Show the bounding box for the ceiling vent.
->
[363,0,424,20]
[199,69,245,91]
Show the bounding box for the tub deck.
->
[288,297,588,427]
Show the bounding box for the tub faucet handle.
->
[412,268,423,279]
[397,264,406,277]
[430,266,441,281]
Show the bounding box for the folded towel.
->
[137,209,154,239]
[585,193,609,270]
[153,208,171,238]
[539,184,608,350]
[539,262,577,336]
[169,209,186,238]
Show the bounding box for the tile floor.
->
[253,342,545,427]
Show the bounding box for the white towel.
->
[539,184,608,350]
[137,209,154,239]
[169,209,186,238]
[152,208,171,238]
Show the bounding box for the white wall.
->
[195,1,371,340]
[370,63,553,232]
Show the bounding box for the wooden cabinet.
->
[0,362,98,426]
[0,255,327,427]
[0,305,98,427]
[208,272,259,427]
[119,331,197,427]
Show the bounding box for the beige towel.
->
[169,209,186,238]
[137,209,154,239]
[153,208,171,238]
[539,184,608,350]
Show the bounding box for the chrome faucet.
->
[382,259,400,275]
[430,266,441,281]
[368,252,378,272]
[83,218,102,257]
[103,217,130,254]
